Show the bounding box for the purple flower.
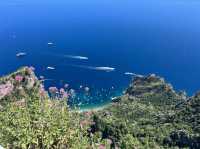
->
[106,139,112,145]
[62,92,69,98]
[0,82,13,99]
[15,75,23,82]
[39,85,46,97]
[64,84,69,88]
[59,88,65,94]
[29,66,35,71]
[98,144,106,149]
[49,87,58,94]
[59,88,69,99]
[84,111,92,117]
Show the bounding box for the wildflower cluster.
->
[48,86,70,100]
[15,75,23,82]
[0,82,14,99]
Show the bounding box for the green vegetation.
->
[0,67,200,148]
[0,67,89,148]
[0,98,89,148]
[88,75,200,148]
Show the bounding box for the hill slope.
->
[0,68,200,148]
[0,67,41,107]
[89,74,200,148]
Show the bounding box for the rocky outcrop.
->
[125,74,176,97]
[122,74,185,106]
[90,73,200,148]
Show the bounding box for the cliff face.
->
[0,67,41,107]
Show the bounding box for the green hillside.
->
[0,67,199,148]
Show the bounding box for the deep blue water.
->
[0,0,200,107]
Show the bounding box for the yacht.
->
[16,52,26,57]
[47,42,54,45]
[47,66,55,70]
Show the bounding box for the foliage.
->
[89,93,200,149]
[0,97,90,149]
[1,68,200,148]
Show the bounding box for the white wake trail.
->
[64,55,89,60]
[69,65,115,72]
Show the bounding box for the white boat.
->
[124,72,135,76]
[70,65,115,72]
[64,55,89,60]
[16,52,26,57]
[46,66,55,70]
[124,72,144,77]
[111,97,118,100]
[95,67,115,72]
[47,42,54,45]
[78,102,82,106]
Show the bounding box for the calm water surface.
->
[0,0,200,106]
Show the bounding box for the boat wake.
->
[16,52,27,57]
[69,65,115,72]
[124,72,135,76]
[42,52,88,60]
[124,72,144,77]
[47,66,55,70]
[64,55,89,60]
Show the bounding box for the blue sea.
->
[0,0,200,107]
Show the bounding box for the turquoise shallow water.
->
[0,0,200,107]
